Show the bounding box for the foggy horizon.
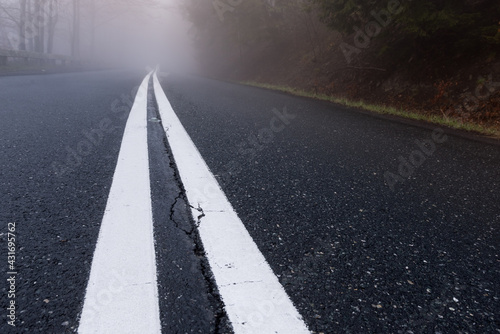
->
[0,0,197,72]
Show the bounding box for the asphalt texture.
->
[0,71,227,333]
[147,78,231,333]
[159,74,500,333]
[0,70,499,333]
[0,71,140,332]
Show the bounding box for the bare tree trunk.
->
[19,0,27,50]
[33,0,46,53]
[72,0,80,58]
[90,0,96,58]
[27,0,34,51]
[39,0,45,54]
[47,0,58,54]
[34,0,41,52]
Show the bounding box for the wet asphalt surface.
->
[0,71,140,333]
[147,78,232,334]
[0,70,499,333]
[160,74,500,333]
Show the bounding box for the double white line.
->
[78,72,310,334]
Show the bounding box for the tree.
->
[26,0,33,51]
[71,0,79,57]
[18,0,26,50]
[46,0,58,53]
[33,0,42,52]
[311,0,500,58]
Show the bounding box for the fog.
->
[3,0,497,87]
[0,0,197,73]
[88,0,197,72]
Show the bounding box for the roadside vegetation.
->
[182,0,500,136]
[242,81,500,137]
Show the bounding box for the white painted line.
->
[78,73,161,334]
[153,73,310,334]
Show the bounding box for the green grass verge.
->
[241,81,500,138]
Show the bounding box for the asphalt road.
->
[1,70,499,333]
[0,71,228,333]
[1,71,138,333]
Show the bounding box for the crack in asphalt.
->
[169,189,192,235]
[219,280,264,288]
[148,78,229,334]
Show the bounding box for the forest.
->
[0,0,163,62]
[182,0,500,133]
[1,0,499,133]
